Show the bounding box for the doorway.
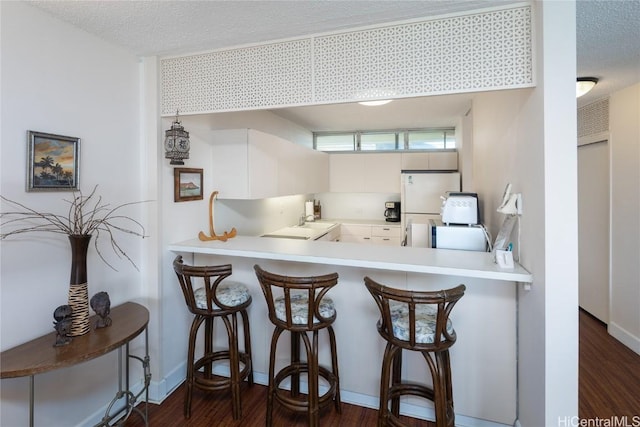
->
[577,139,610,323]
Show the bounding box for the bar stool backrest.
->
[173,255,250,315]
[254,265,338,332]
[364,276,465,351]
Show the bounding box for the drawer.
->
[371,236,402,246]
[339,235,372,244]
[371,225,402,238]
[340,224,371,237]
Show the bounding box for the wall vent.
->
[578,98,610,138]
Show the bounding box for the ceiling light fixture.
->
[576,77,598,98]
[358,100,393,106]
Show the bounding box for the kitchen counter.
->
[169,235,532,283]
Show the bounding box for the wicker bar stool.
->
[173,255,253,420]
[364,276,465,427]
[254,265,341,427]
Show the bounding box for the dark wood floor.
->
[124,309,640,426]
[578,309,640,418]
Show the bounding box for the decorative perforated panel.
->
[161,39,313,115]
[314,6,533,103]
[161,5,533,115]
[578,98,609,138]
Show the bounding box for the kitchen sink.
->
[261,234,310,240]
[295,222,337,230]
[261,223,338,240]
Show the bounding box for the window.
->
[314,133,356,151]
[314,128,455,152]
[360,133,398,150]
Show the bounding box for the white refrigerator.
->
[401,171,461,247]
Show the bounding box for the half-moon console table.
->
[0,302,151,427]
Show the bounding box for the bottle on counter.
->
[314,200,321,220]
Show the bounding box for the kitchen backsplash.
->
[216,192,401,236]
[312,192,400,222]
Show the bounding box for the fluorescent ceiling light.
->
[577,77,598,98]
[358,100,393,106]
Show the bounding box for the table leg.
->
[29,375,34,427]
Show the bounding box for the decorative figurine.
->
[53,305,73,347]
[90,291,112,329]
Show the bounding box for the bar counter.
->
[169,236,527,426]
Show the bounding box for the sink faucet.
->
[299,213,314,226]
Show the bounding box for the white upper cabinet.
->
[330,152,457,193]
[210,129,328,199]
[401,151,458,170]
[329,154,366,193]
[330,153,401,193]
[363,153,402,193]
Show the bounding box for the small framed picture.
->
[174,168,203,202]
[27,131,80,191]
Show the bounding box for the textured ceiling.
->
[576,0,640,106]
[28,0,640,129]
[30,0,514,56]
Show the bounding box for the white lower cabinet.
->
[339,223,401,246]
[371,225,402,246]
[314,226,341,242]
[339,224,372,244]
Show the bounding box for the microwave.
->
[429,220,487,251]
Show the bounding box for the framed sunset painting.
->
[27,131,80,191]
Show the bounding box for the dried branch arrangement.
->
[0,186,150,270]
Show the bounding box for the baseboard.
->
[608,321,640,355]
[78,381,146,426]
[148,364,510,427]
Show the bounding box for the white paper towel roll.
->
[305,201,314,219]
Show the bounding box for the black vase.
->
[67,234,92,336]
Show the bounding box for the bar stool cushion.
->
[194,281,251,309]
[274,294,335,324]
[384,303,454,344]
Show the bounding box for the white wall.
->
[0,3,146,426]
[470,2,579,426]
[609,82,640,353]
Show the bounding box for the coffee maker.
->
[384,201,401,222]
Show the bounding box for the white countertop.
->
[168,236,532,283]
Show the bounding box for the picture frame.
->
[27,131,80,192]
[174,168,203,202]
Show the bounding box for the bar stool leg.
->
[304,331,319,427]
[240,309,254,385]
[433,350,454,427]
[290,332,301,397]
[222,314,242,420]
[204,317,214,380]
[185,315,204,418]
[266,327,283,427]
[391,346,402,418]
[378,342,394,427]
[442,350,454,424]
[327,325,341,413]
